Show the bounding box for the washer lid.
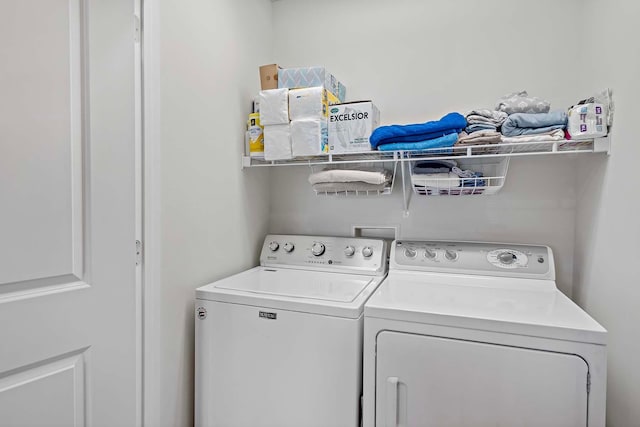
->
[196,267,384,318]
[365,272,606,345]
[214,267,374,302]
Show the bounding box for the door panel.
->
[0,0,138,425]
[0,352,85,427]
[0,0,83,285]
[376,332,588,427]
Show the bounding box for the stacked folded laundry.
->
[495,91,568,143]
[369,113,466,152]
[411,160,486,195]
[464,110,508,133]
[308,167,393,194]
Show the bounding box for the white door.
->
[376,332,589,427]
[0,1,139,426]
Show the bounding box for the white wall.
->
[147,1,273,425]
[573,1,640,425]
[270,0,592,295]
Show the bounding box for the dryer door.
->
[375,331,588,427]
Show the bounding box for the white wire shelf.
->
[410,158,509,197]
[242,137,610,168]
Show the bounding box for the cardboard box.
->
[328,101,380,153]
[259,64,281,90]
[278,66,346,102]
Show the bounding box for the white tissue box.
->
[259,88,289,125]
[328,101,380,153]
[264,124,292,160]
[289,87,340,121]
[291,119,328,157]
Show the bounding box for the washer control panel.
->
[261,234,388,276]
[392,240,553,279]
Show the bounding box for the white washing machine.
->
[195,234,388,427]
[362,240,607,427]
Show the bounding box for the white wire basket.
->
[310,161,397,197]
[410,157,509,196]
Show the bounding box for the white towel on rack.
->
[308,168,392,185]
[500,129,565,143]
[411,172,460,189]
[312,181,388,193]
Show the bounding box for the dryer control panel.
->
[261,234,388,276]
[392,240,554,280]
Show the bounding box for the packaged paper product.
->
[291,119,328,157]
[289,87,339,121]
[328,101,380,153]
[264,124,292,160]
[259,88,289,125]
[278,66,346,102]
[247,113,264,157]
[567,103,608,140]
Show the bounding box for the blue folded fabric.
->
[460,172,486,187]
[377,132,459,152]
[501,111,568,137]
[465,123,497,133]
[370,112,466,148]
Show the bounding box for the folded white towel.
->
[411,172,460,189]
[308,168,391,185]
[500,129,565,143]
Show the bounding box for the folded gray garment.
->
[465,109,508,126]
[501,111,568,137]
[456,130,502,145]
[313,181,388,193]
[308,168,392,185]
[496,91,551,114]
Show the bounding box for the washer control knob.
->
[404,248,417,258]
[311,242,326,257]
[445,250,458,261]
[498,251,517,264]
[424,248,436,259]
[344,245,356,257]
[362,246,374,258]
[283,242,295,253]
[268,241,279,252]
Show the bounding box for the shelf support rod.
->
[401,154,410,217]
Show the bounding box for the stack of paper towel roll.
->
[259,87,334,160]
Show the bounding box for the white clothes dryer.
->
[362,240,606,427]
[195,234,388,427]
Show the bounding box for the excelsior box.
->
[328,101,380,153]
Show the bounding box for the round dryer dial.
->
[487,249,528,269]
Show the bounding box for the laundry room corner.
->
[572,0,640,425]
[142,0,275,425]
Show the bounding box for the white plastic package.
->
[259,88,289,125]
[264,124,292,160]
[291,119,328,157]
[289,87,325,121]
[567,103,607,140]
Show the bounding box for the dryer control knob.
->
[311,242,326,256]
[362,246,374,258]
[404,248,417,258]
[283,242,295,253]
[268,241,279,252]
[424,248,436,259]
[498,251,517,264]
[445,250,458,261]
[344,245,356,257]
